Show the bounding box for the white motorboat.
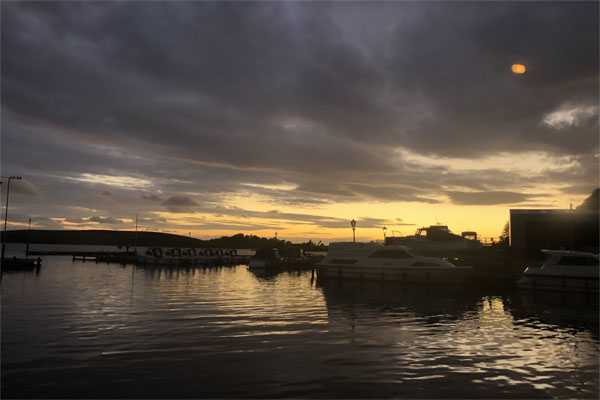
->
[317,242,473,283]
[385,225,481,256]
[517,250,599,293]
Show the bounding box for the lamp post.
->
[26,218,31,256]
[1,176,22,261]
[351,219,356,243]
[383,226,387,241]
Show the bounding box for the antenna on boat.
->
[569,201,573,250]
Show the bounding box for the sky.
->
[1,1,598,243]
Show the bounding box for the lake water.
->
[2,245,599,399]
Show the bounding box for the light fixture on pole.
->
[1,175,22,261]
[383,226,387,241]
[351,219,356,243]
[26,218,32,256]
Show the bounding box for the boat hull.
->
[317,264,473,284]
[385,238,479,256]
[248,259,269,269]
[517,274,599,294]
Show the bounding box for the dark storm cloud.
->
[142,194,163,202]
[1,1,597,227]
[161,195,199,213]
[445,190,545,206]
[560,184,598,196]
[381,2,598,157]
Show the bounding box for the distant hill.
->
[2,230,327,251]
[2,230,203,248]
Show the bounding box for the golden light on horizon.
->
[511,64,526,74]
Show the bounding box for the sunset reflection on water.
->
[2,254,598,398]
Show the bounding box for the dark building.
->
[510,209,599,260]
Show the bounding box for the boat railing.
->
[479,237,502,247]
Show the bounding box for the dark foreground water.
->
[2,251,599,398]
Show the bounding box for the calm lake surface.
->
[2,246,599,399]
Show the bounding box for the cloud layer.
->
[1,1,598,238]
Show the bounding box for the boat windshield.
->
[557,255,599,267]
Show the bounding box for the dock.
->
[2,256,42,271]
[27,250,250,267]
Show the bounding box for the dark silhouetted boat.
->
[385,224,481,256]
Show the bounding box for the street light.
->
[26,218,32,256]
[351,219,356,243]
[383,226,387,241]
[1,176,22,260]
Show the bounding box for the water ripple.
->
[2,257,598,398]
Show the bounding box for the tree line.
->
[2,229,328,251]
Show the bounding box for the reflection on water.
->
[2,252,598,398]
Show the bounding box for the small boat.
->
[248,248,281,270]
[516,250,599,293]
[317,242,472,283]
[385,225,481,256]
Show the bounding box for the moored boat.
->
[248,248,281,270]
[516,250,599,293]
[136,247,187,266]
[385,225,481,256]
[317,242,472,283]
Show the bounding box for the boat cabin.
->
[146,248,163,258]
[415,225,464,242]
[182,248,197,257]
[253,248,281,260]
[165,248,181,257]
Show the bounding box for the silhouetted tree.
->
[497,221,510,248]
[577,188,599,212]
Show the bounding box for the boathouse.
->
[510,209,599,260]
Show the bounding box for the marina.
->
[1,1,597,398]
